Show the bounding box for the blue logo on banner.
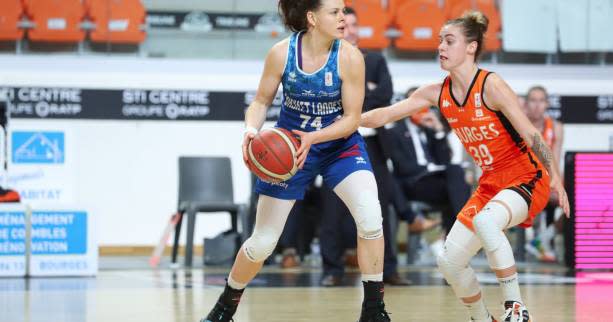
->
[12,131,65,164]
[0,211,87,256]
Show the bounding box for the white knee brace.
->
[352,190,383,240]
[484,234,515,270]
[436,240,480,298]
[473,205,507,253]
[473,210,515,270]
[473,189,527,270]
[242,228,279,262]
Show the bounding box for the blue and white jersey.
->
[278,31,345,145]
[257,32,372,200]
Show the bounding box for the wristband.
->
[243,126,258,136]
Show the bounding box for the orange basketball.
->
[247,128,300,182]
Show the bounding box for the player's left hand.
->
[551,176,570,217]
[292,130,315,169]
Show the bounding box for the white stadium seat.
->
[502,0,557,53]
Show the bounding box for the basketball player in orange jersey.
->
[523,85,564,262]
[361,11,570,322]
[201,1,390,321]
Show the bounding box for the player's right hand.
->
[242,131,257,167]
[292,129,316,169]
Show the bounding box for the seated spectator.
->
[388,87,472,239]
[317,6,409,287]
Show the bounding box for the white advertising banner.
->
[0,204,96,277]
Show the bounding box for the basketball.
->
[247,127,300,182]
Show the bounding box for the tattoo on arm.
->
[532,133,553,172]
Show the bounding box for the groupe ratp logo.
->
[4,88,82,118]
[122,89,211,119]
[12,131,65,164]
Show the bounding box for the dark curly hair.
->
[278,0,323,32]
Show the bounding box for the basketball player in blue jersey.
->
[201,1,391,321]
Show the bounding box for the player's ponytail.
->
[446,10,490,61]
[278,0,323,32]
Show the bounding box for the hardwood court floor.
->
[0,267,611,322]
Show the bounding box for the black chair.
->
[171,156,249,267]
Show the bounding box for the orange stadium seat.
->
[87,0,146,44]
[387,0,410,21]
[394,0,447,51]
[0,0,25,41]
[445,0,501,52]
[20,0,32,11]
[25,0,85,43]
[345,0,391,50]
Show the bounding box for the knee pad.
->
[352,190,383,240]
[485,235,516,270]
[436,244,480,298]
[472,204,516,270]
[242,228,278,262]
[494,189,529,228]
[473,201,510,253]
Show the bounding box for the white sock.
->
[361,273,383,282]
[464,297,490,321]
[498,273,522,303]
[227,275,247,290]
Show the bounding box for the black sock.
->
[219,283,245,308]
[362,281,385,309]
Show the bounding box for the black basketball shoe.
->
[201,301,237,322]
[200,284,244,322]
[358,281,391,322]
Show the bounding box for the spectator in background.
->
[524,86,563,167]
[318,6,409,287]
[522,85,565,262]
[277,184,321,269]
[388,87,472,243]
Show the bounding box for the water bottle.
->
[310,238,321,267]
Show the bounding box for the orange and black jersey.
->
[437,69,550,228]
[438,69,538,173]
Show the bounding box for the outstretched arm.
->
[361,83,441,128]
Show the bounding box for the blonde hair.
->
[527,85,549,100]
[446,11,490,61]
